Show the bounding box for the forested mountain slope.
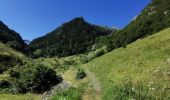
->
[29,17,113,58]
[106,0,170,50]
[0,21,26,52]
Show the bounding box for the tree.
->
[9,63,63,93]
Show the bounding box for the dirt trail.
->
[82,69,102,100]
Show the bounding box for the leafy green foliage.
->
[94,28,117,49]
[29,17,111,58]
[0,54,22,73]
[76,68,86,79]
[95,49,105,57]
[63,59,77,65]
[9,63,63,93]
[106,40,115,52]
[80,55,89,64]
[80,49,106,64]
[0,80,11,89]
[0,21,27,52]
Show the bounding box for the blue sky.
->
[0,0,151,41]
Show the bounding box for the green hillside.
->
[0,43,62,97]
[83,28,170,99]
[101,0,170,51]
[29,17,113,58]
[0,43,29,73]
[0,28,170,100]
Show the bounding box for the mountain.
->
[107,0,170,49]
[0,21,27,52]
[29,17,112,58]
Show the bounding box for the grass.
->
[83,28,170,100]
[0,43,29,62]
[51,86,84,100]
[33,54,83,74]
[0,93,41,100]
[51,66,89,100]
[62,66,90,87]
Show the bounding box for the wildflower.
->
[135,90,138,93]
[149,87,155,91]
[149,81,153,85]
[132,87,135,91]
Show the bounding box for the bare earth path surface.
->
[82,69,102,100]
[41,66,102,100]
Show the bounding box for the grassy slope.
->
[0,43,27,61]
[83,28,170,99]
[0,93,41,100]
[0,43,86,100]
[0,44,41,100]
[0,43,28,80]
[0,44,87,100]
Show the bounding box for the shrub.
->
[95,49,105,57]
[0,80,11,89]
[80,55,89,64]
[63,59,77,65]
[9,63,63,93]
[52,62,61,69]
[80,50,105,64]
[0,54,22,73]
[106,41,115,52]
[76,68,86,79]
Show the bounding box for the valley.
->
[0,0,170,100]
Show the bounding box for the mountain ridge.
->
[0,21,27,52]
[29,17,113,58]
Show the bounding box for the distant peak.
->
[70,17,85,23]
[73,17,84,20]
[61,17,88,27]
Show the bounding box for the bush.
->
[0,54,22,73]
[76,68,86,79]
[106,41,115,52]
[63,59,77,65]
[80,55,89,64]
[95,49,105,57]
[9,63,63,93]
[80,50,105,64]
[0,80,11,89]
